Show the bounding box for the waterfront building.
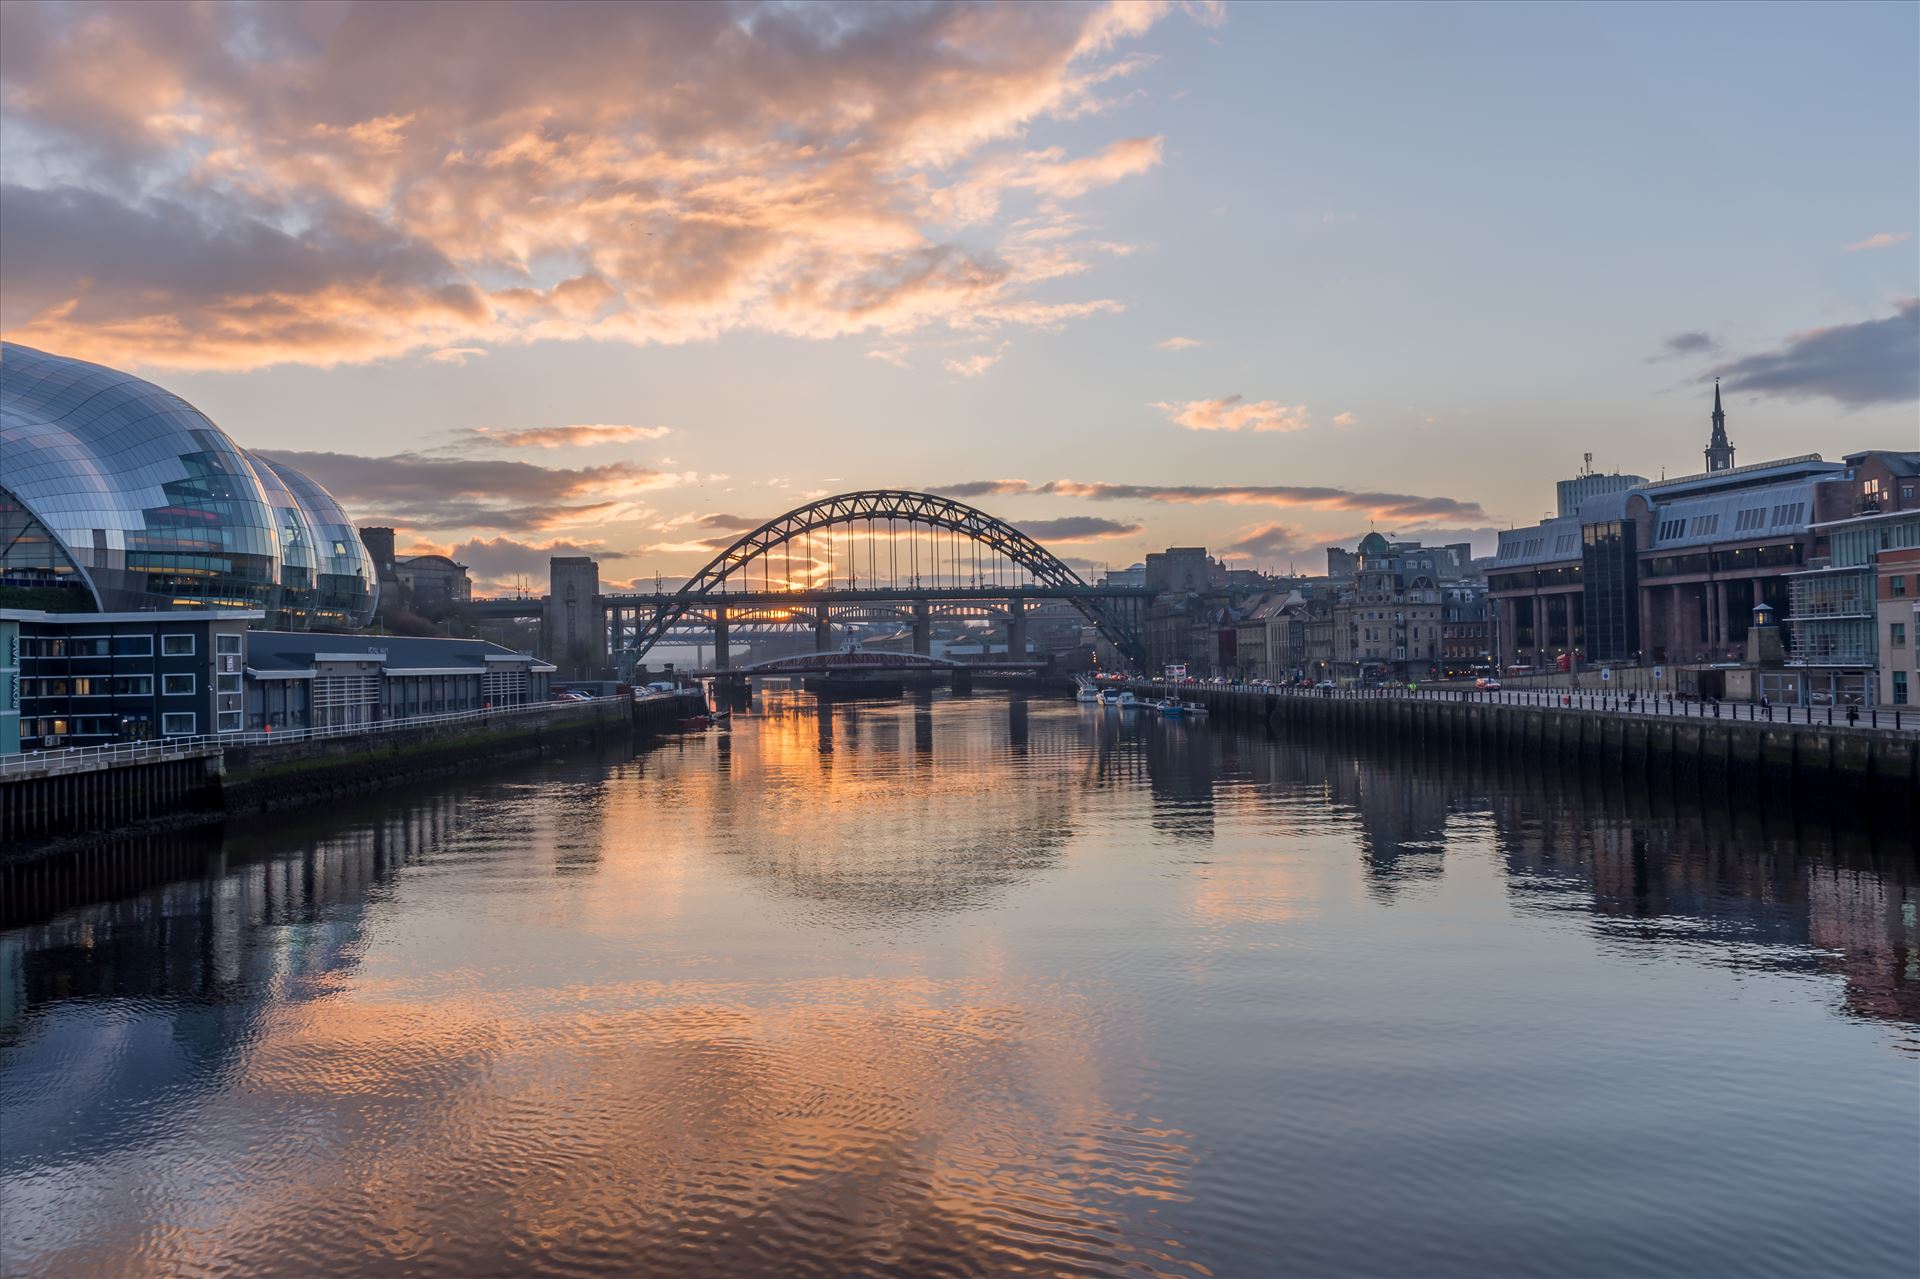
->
[1487,388,1863,674]
[0,614,18,753]
[1788,508,1920,705]
[1440,583,1491,675]
[1846,449,1920,513]
[1332,532,1445,682]
[0,343,377,628]
[1876,546,1918,707]
[0,608,552,751]
[243,632,554,730]
[3,608,257,750]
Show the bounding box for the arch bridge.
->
[685,650,1046,679]
[603,490,1152,677]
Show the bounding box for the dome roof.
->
[1357,531,1391,556]
[0,342,377,627]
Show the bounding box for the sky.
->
[2,0,1916,593]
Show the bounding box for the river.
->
[2,690,1915,1278]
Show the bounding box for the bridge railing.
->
[1123,679,1920,734]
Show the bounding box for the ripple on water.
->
[0,693,1914,1278]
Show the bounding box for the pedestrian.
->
[1846,704,1859,727]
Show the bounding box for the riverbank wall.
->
[1,690,706,855]
[1130,683,1919,825]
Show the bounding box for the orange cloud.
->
[466,424,670,448]
[0,2,1208,371]
[1152,394,1310,433]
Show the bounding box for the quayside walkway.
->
[1130,680,1920,734]
[1123,679,1919,820]
[1,690,703,847]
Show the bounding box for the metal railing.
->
[1,692,652,779]
[1123,680,1919,734]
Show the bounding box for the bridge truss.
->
[620,490,1151,671]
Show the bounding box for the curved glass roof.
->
[0,342,377,627]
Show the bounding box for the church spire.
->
[1705,378,1734,472]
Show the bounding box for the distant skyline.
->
[3,0,1916,591]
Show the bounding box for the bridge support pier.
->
[913,600,931,656]
[714,604,730,671]
[1007,597,1027,661]
[815,610,833,653]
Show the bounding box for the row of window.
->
[18,631,239,659]
[16,674,203,697]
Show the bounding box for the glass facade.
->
[1581,520,1639,661]
[0,343,375,628]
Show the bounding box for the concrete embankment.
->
[1,690,707,856]
[1131,683,1919,825]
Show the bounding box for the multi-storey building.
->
[4,608,257,749]
[1876,546,1919,707]
[1439,583,1491,676]
[1488,389,1854,672]
[1790,509,1920,705]
[1333,533,1446,682]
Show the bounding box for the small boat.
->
[1158,699,1187,716]
[1113,690,1138,709]
[1075,678,1102,703]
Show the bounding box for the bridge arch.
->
[627,489,1148,668]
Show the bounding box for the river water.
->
[2,691,1915,1278]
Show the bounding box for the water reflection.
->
[1,691,1913,1278]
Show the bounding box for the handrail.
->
[1119,679,1917,735]
[0,691,673,779]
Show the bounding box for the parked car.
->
[1314,680,1336,691]
[1475,677,1503,691]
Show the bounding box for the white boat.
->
[1114,690,1138,709]
[1158,699,1187,716]
[1075,678,1102,703]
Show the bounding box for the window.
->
[68,637,110,657]
[215,633,242,655]
[217,673,242,694]
[1894,576,1908,597]
[163,673,195,696]
[161,712,196,736]
[1893,623,1908,650]
[111,675,153,696]
[217,710,243,733]
[1895,672,1909,705]
[1689,514,1719,537]
[112,635,153,657]
[332,540,350,556]
[161,633,195,656]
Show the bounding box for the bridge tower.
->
[814,609,833,652]
[544,556,604,679]
[1007,597,1027,661]
[713,603,730,670]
